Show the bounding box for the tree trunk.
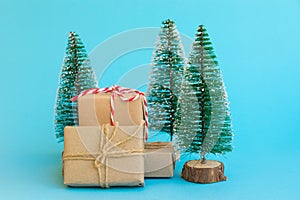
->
[181,160,227,183]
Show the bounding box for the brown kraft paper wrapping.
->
[78,93,144,126]
[144,142,178,178]
[63,122,145,187]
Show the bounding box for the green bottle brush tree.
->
[146,19,186,141]
[174,25,233,183]
[54,32,98,143]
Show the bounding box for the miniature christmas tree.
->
[174,25,233,183]
[54,32,98,142]
[146,19,185,140]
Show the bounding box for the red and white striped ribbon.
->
[71,85,148,140]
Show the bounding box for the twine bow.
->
[71,85,148,140]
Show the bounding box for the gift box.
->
[144,142,178,178]
[75,86,147,127]
[63,122,145,187]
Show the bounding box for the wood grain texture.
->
[181,160,227,184]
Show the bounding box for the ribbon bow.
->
[71,85,148,140]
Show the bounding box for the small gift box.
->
[144,142,178,178]
[63,122,145,187]
[72,86,148,128]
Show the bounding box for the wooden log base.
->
[181,160,227,184]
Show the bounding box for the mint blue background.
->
[1,0,300,199]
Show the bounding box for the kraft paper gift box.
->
[63,122,145,187]
[144,142,178,178]
[78,92,145,126]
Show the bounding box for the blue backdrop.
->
[1,0,300,199]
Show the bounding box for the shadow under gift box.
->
[78,93,145,126]
[63,122,145,188]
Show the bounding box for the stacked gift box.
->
[62,86,178,188]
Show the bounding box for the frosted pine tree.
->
[174,25,233,163]
[146,19,185,140]
[54,32,98,142]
